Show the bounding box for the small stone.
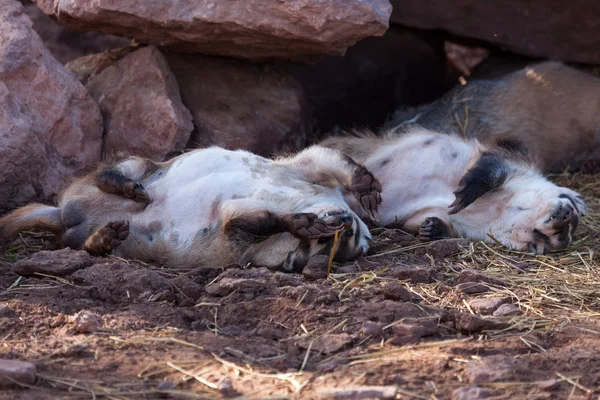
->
[0,359,36,388]
[0,304,16,318]
[158,381,175,390]
[361,321,386,337]
[452,385,490,400]
[454,313,509,334]
[457,270,506,287]
[392,319,437,338]
[72,311,102,333]
[386,335,420,346]
[382,281,412,301]
[456,282,489,294]
[467,297,510,315]
[302,256,329,280]
[466,356,529,383]
[492,304,522,317]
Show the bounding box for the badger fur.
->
[386,62,600,173]
[0,146,382,271]
[320,128,587,254]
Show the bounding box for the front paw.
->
[124,183,151,205]
[347,166,383,221]
[418,217,451,242]
[285,213,342,239]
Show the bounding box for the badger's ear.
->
[449,152,509,214]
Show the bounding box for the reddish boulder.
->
[0,0,103,213]
[165,53,309,157]
[32,0,392,59]
[82,46,194,160]
[390,0,600,64]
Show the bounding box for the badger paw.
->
[418,217,451,242]
[84,220,130,256]
[347,166,382,221]
[284,213,342,239]
[123,183,151,205]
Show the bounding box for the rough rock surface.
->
[466,356,530,383]
[165,53,309,157]
[0,359,36,388]
[12,248,94,277]
[84,46,193,160]
[33,0,392,59]
[0,0,103,213]
[22,3,128,64]
[390,0,600,64]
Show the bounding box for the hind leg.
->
[400,207,457,242]
[83,221,130,256]
[95,158,158,204]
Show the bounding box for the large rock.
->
[0,0,103,213]
[164,53,309,156]
[22,2,129,64]
[32,0,392,59]
[390,0,600,64]
[79,46,193,160]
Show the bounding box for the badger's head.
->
[280,205,371,272]
[449,152,587,254]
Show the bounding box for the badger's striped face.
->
[312,209,372,262]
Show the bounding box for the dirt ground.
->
[0,173,599,400]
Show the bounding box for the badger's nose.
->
[336,215,353,229]
[549,202,575,231]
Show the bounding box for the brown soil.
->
[1,174,599,400]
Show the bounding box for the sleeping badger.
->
[0,146,381,271]
[321,128,587,254]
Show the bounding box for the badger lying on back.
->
[386,62,600,173]
[0,146,381,271]
[321,128,587,254]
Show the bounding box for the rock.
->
[451,385,490,400]
[390,0,600,64]
[12,248,94,277]
[361,321,386,337]
[303,256,330,280]
[0,360,36,388]
[382,281,412,301]
[165,53,309,157]
[72,310,102,333]
[33,0,391,60]
[22,3,128,64]
[492,304,522,317]
[318,385,397,399]
[467,297,510,315]
[466,355,530,383]
[392,319,437,338]
[288,25,455,135]
[65,47,136,85]
[457,270,506,287]
[82,46,193,161]
[298,333,354,354]
[453,313,509,334]
[456,282,489,294]
[0,0,103,213]
[205,278,267,297]
[0,304,16,318]
[386,335,419,346]
[158,381,175,391]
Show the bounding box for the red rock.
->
[33,0,391,59]
[453,313,509,334]
[390,0,600,64]
[0,0,103,213]
[466,355,530,383]
[467,297,510,315]
[83,46,194,161]
[12,248,94,277]
[392,319,437,337]
[72,310,102,333]
[456,282,489,294]
[492,304,522,317]
[165,53,309,157]
[0,359,36,388]
[361,321,386,337]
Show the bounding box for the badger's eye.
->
[318,237,330,244]
[345,229,354,237]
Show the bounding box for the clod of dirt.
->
[386,335,420,346]
[456,282,489,294]
[467,297,510,315]
[418,239,469,260]
[318,385,397,399]
[492,304,522,317]
[387,266,432,283]
[457,270,507,287]
[0,303,16,318]
[171,275,203,302]
[72,310,103,333]
[392,319,437,338]
[451,385,490,400]
[537,379,560,391]
[12,248,93,277]
[382,281,412,301]
[217,376,237,397]
[299,333,355,354]
[361,321,386,337]
[337,265,358,274]
[0,359,36,388]
[362,301,433,324]
[466,355,530,383]
[303,255,329,280]
[453,312,509,334]
[157,381,175,390]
